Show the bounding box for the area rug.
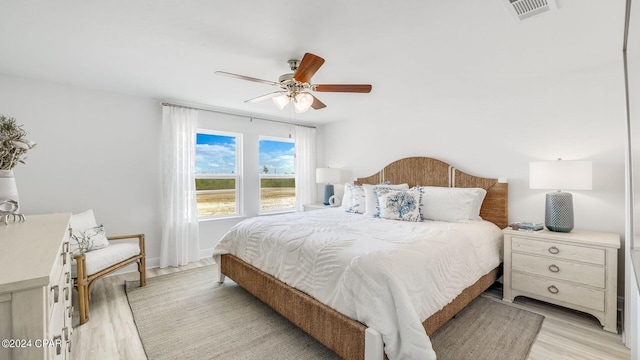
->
[430,296,544,360]
[126,265,543,360]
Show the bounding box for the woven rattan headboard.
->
[354,157,508,229]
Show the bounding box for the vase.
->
[0,170,19,210]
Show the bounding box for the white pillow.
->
[343,184,365,214]
[376,187,422,222]
[419,187,486,222]
[468,188,487,219]
[341,183,355,210]
[70,209,110,254]
[363,183,409,217]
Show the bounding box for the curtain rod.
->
[161,102,316,129]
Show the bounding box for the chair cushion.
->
[72,243,141,277]
[69,209,110,253]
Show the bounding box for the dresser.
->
[0,214,73,359]
[502,228,620,333]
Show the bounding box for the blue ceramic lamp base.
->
[323,184,334,206]
[545,191,574,232]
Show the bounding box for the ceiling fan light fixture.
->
[272,94,290,110]
[294,92,313,113]
[216,52,373,112]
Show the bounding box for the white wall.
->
[0,73,317,267]
[318,62,628,294]
[0,73,164,263]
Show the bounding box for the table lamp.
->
[529,159,592,232]
[316,168,341,206]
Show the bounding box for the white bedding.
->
[212,208,503,360]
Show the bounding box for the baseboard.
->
[109,257,160,276]
[200,247,214,260]
[107,250,214,276]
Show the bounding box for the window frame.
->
[258,135,296,214]
[195,129,243,220]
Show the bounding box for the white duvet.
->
[212,208,503,360]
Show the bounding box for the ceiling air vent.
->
[503,0,557,21]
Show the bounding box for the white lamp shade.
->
[272,94,290,110]
[316,168,341,184]
[529,160,592,190]
[294,92,314,113]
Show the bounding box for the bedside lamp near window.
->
[316,168,341,206]
[529,159,592,232]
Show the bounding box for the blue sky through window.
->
[259,139,294,175]
[196,133,236,174]
[195,133,294,175]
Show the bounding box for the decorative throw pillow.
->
[419,187,487,221]
[341,183,355,210]
[69,209,110,254]
[71,224,109,254]
[376,187,422,222]
[343,184,365,214]
[363,183,409,217]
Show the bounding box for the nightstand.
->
[502,228,620,333]
[303,203,329,211]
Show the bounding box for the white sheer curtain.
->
[294,126,317,211]
[160,105,200,267]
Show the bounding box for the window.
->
[259,137,295,213]
[195,131,242,218]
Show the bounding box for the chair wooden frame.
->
[74,234,146,324]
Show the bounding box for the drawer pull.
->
[67,340,72,353]
[62,327,69,340]
[548,246,560,254]
[548,264,560,273]
[51,285,59,303]
[67,305,74,319]
[548,285,559,294]
[62,252,67,265]
[54,335,62,355]
[64,286,70,301]
[65,271,71,284]
[63,241,70,253]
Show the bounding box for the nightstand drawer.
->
[512,253,605,288]
[512,272,605,311]
[512,237,605,265]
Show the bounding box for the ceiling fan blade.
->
[245,92,283,103]
[311,95,326,110]
[294,53,325,83]
[215,71,279,86]
[314,84,372,93]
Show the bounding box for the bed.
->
[212,157,508,360]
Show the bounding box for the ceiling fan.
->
[215,53,372,113]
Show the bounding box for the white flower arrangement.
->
[0,115,36,170]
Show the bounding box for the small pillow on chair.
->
[70,209,110,254]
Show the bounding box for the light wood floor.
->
[71,259,630,360]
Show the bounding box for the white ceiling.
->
[0,1,626,125]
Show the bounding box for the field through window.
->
[196,178,236,217]
[260,178,295,212]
